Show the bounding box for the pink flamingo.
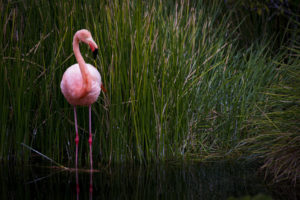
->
[60,29,105,169]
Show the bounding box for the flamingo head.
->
[77,29,98,59]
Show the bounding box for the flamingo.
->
[60,29,105,169]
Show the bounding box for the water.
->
[0,161,292,199]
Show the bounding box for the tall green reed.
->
[233,44,300,185]
[0,0,284,164]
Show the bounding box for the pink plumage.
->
[61,63,101,105]
[60,29,103,170]
[61,29,102,105]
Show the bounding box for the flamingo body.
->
[60,29,102,169]
[60,63,101,106]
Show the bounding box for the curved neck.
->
[73,34,91,97]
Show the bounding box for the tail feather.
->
[101,83,107,93]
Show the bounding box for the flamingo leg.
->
[88,105,93,169]
[74,106,79,169]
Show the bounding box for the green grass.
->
[0,0,296,171]
[233,43,300,185]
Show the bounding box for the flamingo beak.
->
[92,48,98,59]
[87,38,98,59]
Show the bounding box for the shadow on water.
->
[0,161,297,199]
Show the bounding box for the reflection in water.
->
[89,171,93,200]
[76,169,93,200]
[76,169,79,200]
[0,162,298,199]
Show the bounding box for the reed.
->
[227,5,300,183]
[0,0,288,165]
[234,46,300,185]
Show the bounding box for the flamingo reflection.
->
[75,169,93,200]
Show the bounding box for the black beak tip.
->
[93,48,98,59]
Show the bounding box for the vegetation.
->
[234,41,300,185]
[0,0,299,185]
[228,0,300,186]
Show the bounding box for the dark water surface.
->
[0,161,295,199]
